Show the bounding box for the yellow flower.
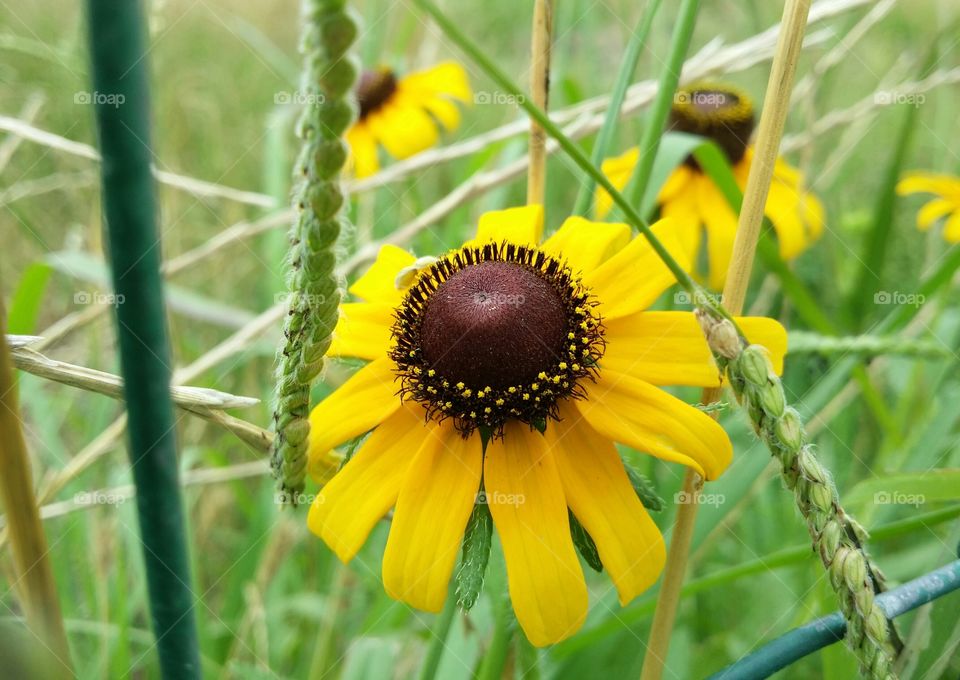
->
[896,172,960,242]
[346,62,471,178]
[596,83,824,290]
[306,206,787,646]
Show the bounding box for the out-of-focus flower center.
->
[391,243,605,436]
[669,84,755,166]
[357,68,398,120]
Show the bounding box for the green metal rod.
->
[709,555,960,679]
[85,0,200,677]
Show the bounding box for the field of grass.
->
[2,0,960,678]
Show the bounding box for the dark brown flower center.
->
[669,84,755,166]
[357,68,398,120]
[420,261,568,389]
[391,242,604,437]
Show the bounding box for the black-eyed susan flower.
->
[306,206,787,646]
[896,172,960,243]
[597,83,824,290]
[346,62,471,178]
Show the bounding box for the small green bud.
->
[305,182,343,220]
[310,138,349,179]
[318,54,359,99]
[317,98,356,138]
[809,481,834,513]
[739,345,772,386]
[284,418,311,446]
[843,550,868,590]
[820,519,843,561]
[320,9,359,59]
[774,408,804,450]
[758,380,785,418]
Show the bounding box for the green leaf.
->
[6,262,51,334]
[455,501,493,611]
[570,511,603,572]
[623,461,664,512]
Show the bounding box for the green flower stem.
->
[570,0,664,216]
[409,0,733,325]
[476,592,514,680]
[701,314,899,680]
[416,586,459,680]
[85,0,200,676]
[620,0,700,215]
[271,0,358,503]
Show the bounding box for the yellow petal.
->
[583,217,692,319]
[400,61,472,102]
[658,165,695,204]
[485,422,587,647]
[349,244,415,305]
[328,302,394,360]
[421,95,461,130]
[602,311,786,386]
[765,178,810,261]
[697,176,737,291]
[346,123,379,179]
[803,191,825,241]
[944,211,960,243]
[541,216,631,274]
[659,189,703,262]
[366,101,439,160]
[471,205,544,245]
[595,147,639,218]
[382,422,482,612]
[916,198,955,231]
[897,172,960,198]
[575,374,733,480]
[307,402,426,561]
[545,404,665,605]
[307,358,400,480]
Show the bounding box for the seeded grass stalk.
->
[570,0,663,216]
[526,0,553,206]
[641,2,812,678]
[0,305,72,671]
[271,0,358,503]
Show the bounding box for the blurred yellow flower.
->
[897,172,960,242]
[597,83,824,290]
[346,62,471,178]
[305,206,787,646]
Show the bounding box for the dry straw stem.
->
[644,0,815,677]
[527,0,553,206]
[0,306,72,670]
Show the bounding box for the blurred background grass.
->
[2,0,960,677]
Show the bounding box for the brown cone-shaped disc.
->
[669,86,755,166]
[420,261,567,389]
[357,69,398,120]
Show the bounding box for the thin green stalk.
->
[85,0,200,676]
[271,0,358,502]
[620,0,700,213]
[476,593,513,680]
[571,0,664,215]
[416,588,459,680]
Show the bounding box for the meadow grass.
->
[2,0,960,677]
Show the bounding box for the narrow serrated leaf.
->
[570,511,603,573]
[624,463,665,512]
[455,501,492,611]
